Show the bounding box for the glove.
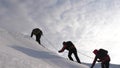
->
[58,50,62,53]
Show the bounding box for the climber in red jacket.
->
[91,49,110,68]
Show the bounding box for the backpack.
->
[98,49,108,58]
[33,28,43,35]
[65,41,74,50]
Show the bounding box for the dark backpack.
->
[32,28,43,35]
[98,49,108,58]
[65,41,74,50]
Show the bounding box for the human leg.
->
[104,61,110,68]
[101,63,106,68]
[68,51,73,61]
[36,34,41,44]
[73,51,81,63]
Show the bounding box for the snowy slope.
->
[0,28,89,68]
[0,0,120,64]
[0,0,120,68]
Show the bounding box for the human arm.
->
[58,45,67,53]
[90,56,97,68]
[31,31,33,37]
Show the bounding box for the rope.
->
[77,51,94,59]
[39,24,94,59]
[42,35,58,51]
[42,36,94,59]
[63,50,94,59]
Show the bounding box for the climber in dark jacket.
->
[58,41,81,63]
[31,28,43,44]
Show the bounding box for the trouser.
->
[101,61,110,68]
[68,48,81,63]
[36,34,41,44]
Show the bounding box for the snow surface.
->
[0,0,120,68]
[0,27,120,68]
[0,28,88,68]
[0,0,120,64]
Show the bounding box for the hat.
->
[63,41,66,45]
[93,49,98,55]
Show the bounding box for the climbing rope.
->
[77,51,94,59]
[42,35,94,59]
[42,35,58,51]
[39,24,94,60]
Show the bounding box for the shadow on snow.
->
[11,46,60,59]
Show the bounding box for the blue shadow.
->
[11,46,60,59]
